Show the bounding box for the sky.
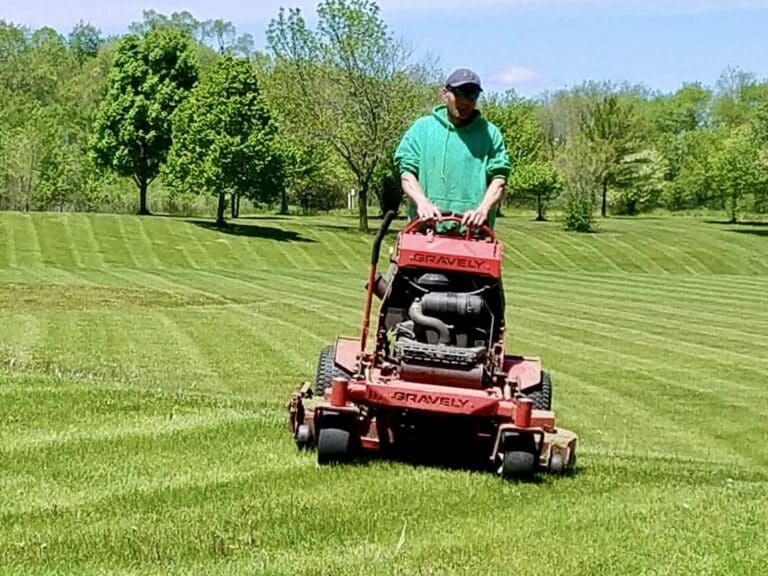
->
[3,0,768,97]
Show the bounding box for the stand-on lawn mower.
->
[289,212,577,478]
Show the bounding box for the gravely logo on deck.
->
[411,253,486,270]
[392,391,470,409]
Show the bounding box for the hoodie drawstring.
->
[441,124,450,182]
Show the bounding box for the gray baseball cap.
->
[445,68,483,91]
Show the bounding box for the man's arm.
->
[461,177,506,227]
[401,172,441,220]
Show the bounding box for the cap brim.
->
[447,82,483,92]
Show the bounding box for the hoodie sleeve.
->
[486,125,511,182]
[394,120,422,176]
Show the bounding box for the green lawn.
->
[1,211,767,575]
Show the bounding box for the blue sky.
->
[3,0,768,97]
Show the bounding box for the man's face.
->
[442,85,480,124]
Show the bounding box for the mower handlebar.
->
[371,211,398,265]
[402,214,496,241]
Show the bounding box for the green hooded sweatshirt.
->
[394,105,510,228]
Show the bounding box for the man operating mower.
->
[394,68,511,229]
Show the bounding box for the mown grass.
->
[1,211,767,575]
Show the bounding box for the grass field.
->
[1,211,767,575]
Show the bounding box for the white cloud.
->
[487,65,542,87]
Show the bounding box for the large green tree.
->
[165,54,280,226]
[580,93,644,217]
[710,126,768,223]
[266,0,435,232]
[91,27,198,215]
[611,149,665,215]
[483,90,563,220]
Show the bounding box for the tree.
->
[483,90,564,219]
[644,83,712,196]
[68,21,104,64]
[611,149,665,215]
[710,126,768,223]
[165,54,280,226]
[266,0,435,232]
[711,66,757,129]
[664,129,719,210]
[580,93,644,217]
[508,161,563,221]
[91,27,198,215]
[483,90,544,168]
[646,83,711,137]
[556,138,599,232]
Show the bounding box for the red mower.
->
[289,212,577,478]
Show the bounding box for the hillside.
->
[1,212,767,575]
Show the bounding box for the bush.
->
[563,189,595,232]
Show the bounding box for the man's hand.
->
[461,207,489,228]
[417,200,442,221]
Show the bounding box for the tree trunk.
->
[601,180,608,218]
[358,181,369,233]
[216,191,227,226]
[236,194,241,218]
[730,194,738,224]
[535,193,545,221]
[231,193,237,219]
[279,188,289,215]
[138,177,151,215]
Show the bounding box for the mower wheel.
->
[317,427,351,465]
[500,450,536,479]
[295,424,312,450]
[315,345,352,395]
[527,371,552,411]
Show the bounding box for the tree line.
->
[1,0,767,232]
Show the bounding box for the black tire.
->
[317,427,351,465]
[526,370,552,411]
[500,450,536,479]
[294,424,312,450]
[315,345,351,395]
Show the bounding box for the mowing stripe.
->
[134,216,164,269]
[517,308,768,381]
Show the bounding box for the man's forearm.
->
[401,172,441,220]
[478,178,506,213]
[401,172,429,206]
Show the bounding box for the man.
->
[394,68,511,229]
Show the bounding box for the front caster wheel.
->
[317,427,351,465]
[499,450,536,479]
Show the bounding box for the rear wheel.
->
[317,427,351,465]
[526,371,552,411]
[315,345,352,395]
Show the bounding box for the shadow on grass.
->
[730,228,768,237]
[704,219,768,227]
[235,214,294,221]
[189,220,315,243]
[704,220,768,237]
[350,444,581,484]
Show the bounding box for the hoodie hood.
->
[431,105,480,130]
